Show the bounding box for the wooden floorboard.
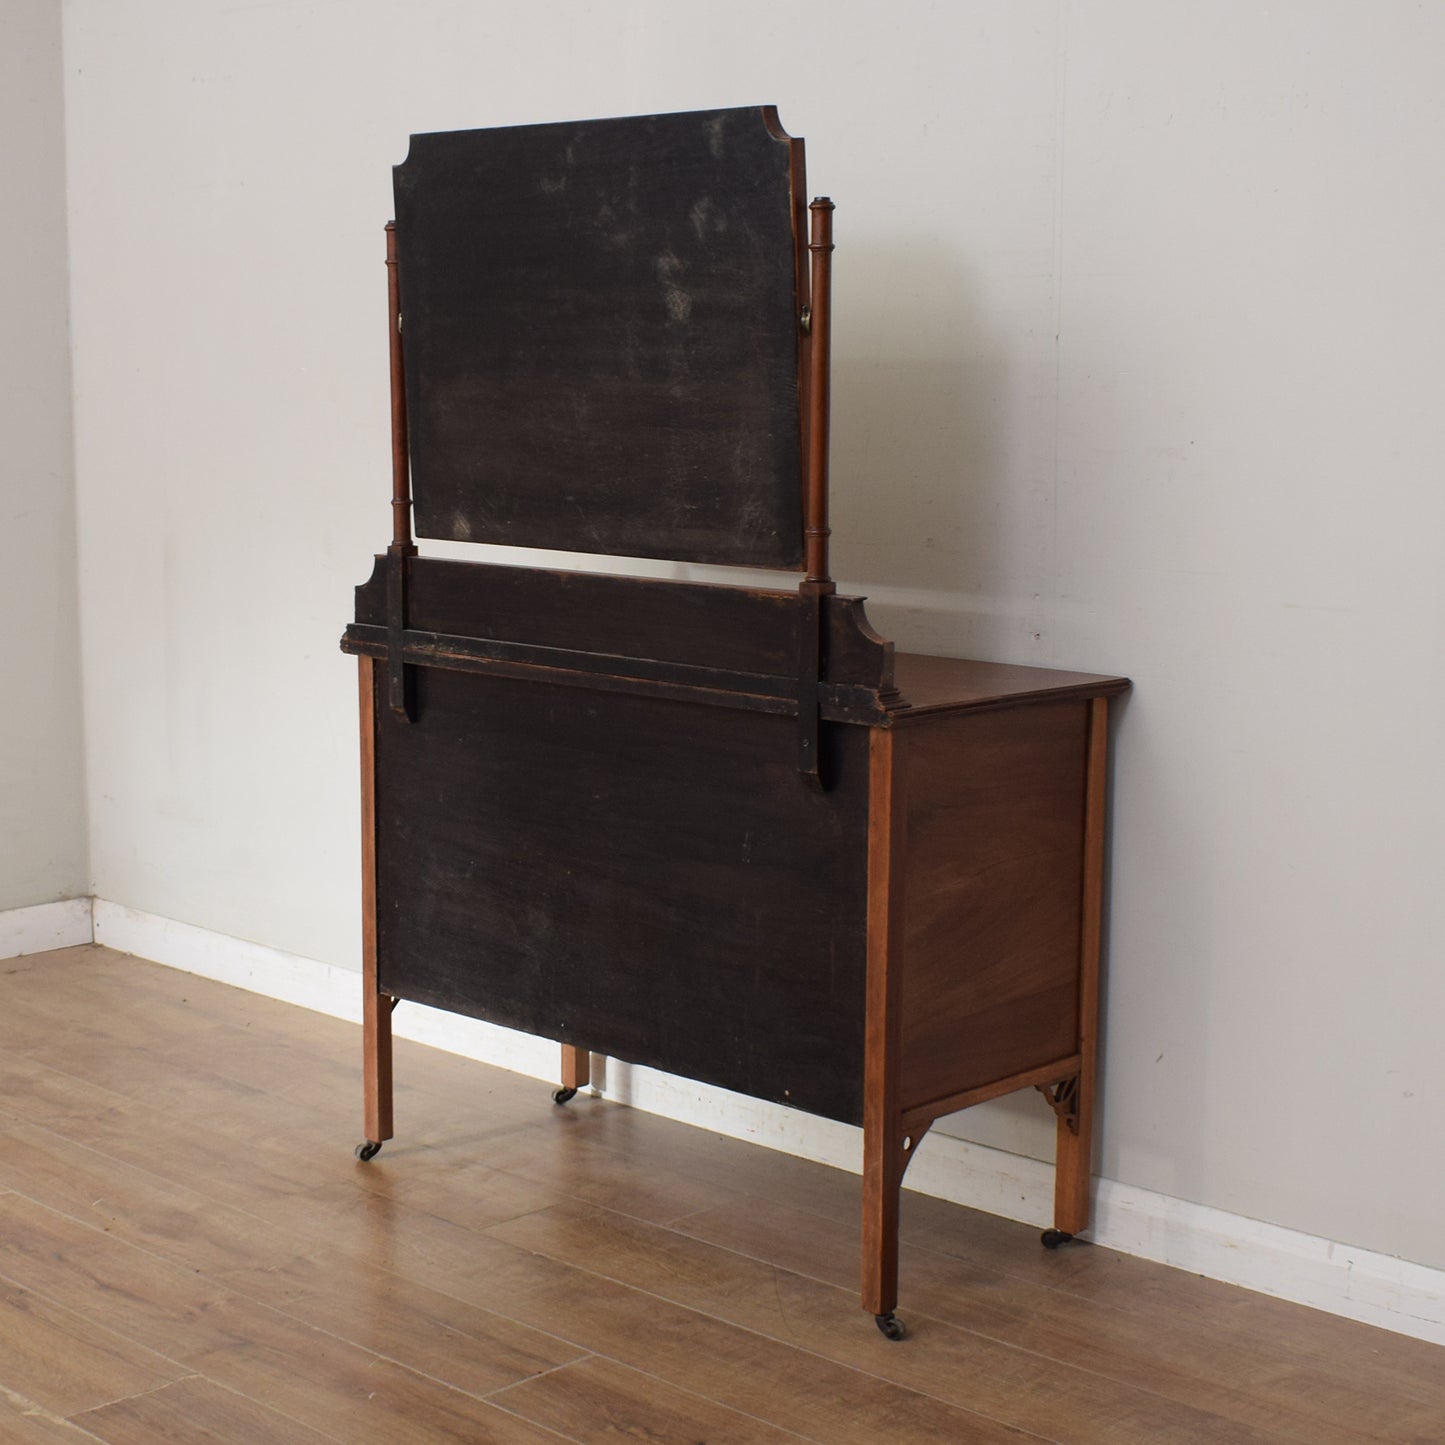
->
[72,1378,342,1445]
[0,1386,111,1444]
[667,1196,1433,1443]
[0,1278,184,1418]
[483,1202,1279,1442]
[0,942,1441,1443]
[488,1355,820,1443]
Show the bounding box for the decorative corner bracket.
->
[898,1120,932,1183]
[1036,1075,1080,1136]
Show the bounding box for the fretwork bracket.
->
[1036,1075,1080,1136]
[897,1120,932,1182]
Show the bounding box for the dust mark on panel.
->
[656,251,692,323]
[689,196,728,239]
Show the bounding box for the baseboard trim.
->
[89,900,562,1080]
[0,898,94,957]
[2,897,1428,1348]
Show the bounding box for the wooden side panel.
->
[394,107,806,568]
[895,701,1089,1116]
[373,667,870,1124]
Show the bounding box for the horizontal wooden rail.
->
[900,1055,1082,1134]
[342,623,893,725]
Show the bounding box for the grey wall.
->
[0,0,86,910]
[58,0,1445,1271]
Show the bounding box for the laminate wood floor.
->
[0,944,1440,1444]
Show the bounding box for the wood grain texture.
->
[0,1281,182,1418]
[0,1123,317,1280]
[212,1252,584,1401]
[379,1211,1018,1443]
[0,1392,109,1445]
[895,701,1089,1117]
[0,1190,251,1362]
[72,1378,337,1445]
[1055,695,1110,1235]
[3,947,1443,1444]
[358,656,392,1145]
[559,1044,589,1093]
[900,1055,1080,1135]
[169,1298,572,1445]
[862,726,906,1318]
[490,1355,810,1443]
[439,1114,754,1227]
[395,106,807,567]
[890,653,1128,717]
[803,196,835,584]
[671,1194,1437,1445]
[488,1202,1289,1443]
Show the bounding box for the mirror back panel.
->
[394,106,808,567]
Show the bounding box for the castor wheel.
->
[1041,1229,1073,1249]
[874,1312,906,1341]
[355,1140,382,1162]
[552,1086,578,1105]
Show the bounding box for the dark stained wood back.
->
[394,106,808,567]
[349,557,892,691]
[372,667,871,1124]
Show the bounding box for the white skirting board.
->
[0,898,94,958]
[2,897,1436,1348]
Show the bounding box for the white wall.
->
[61,1,1445,1271]
[0,0,86,911]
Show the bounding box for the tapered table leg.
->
[862,726,906,1339]
[554,1044,590,1105]
[862,1116,904,1329]
[357,656,394,1160]
[1050,697,1109,1238]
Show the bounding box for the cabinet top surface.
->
[892,653,1129,717]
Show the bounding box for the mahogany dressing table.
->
[340,106,1128,1339]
